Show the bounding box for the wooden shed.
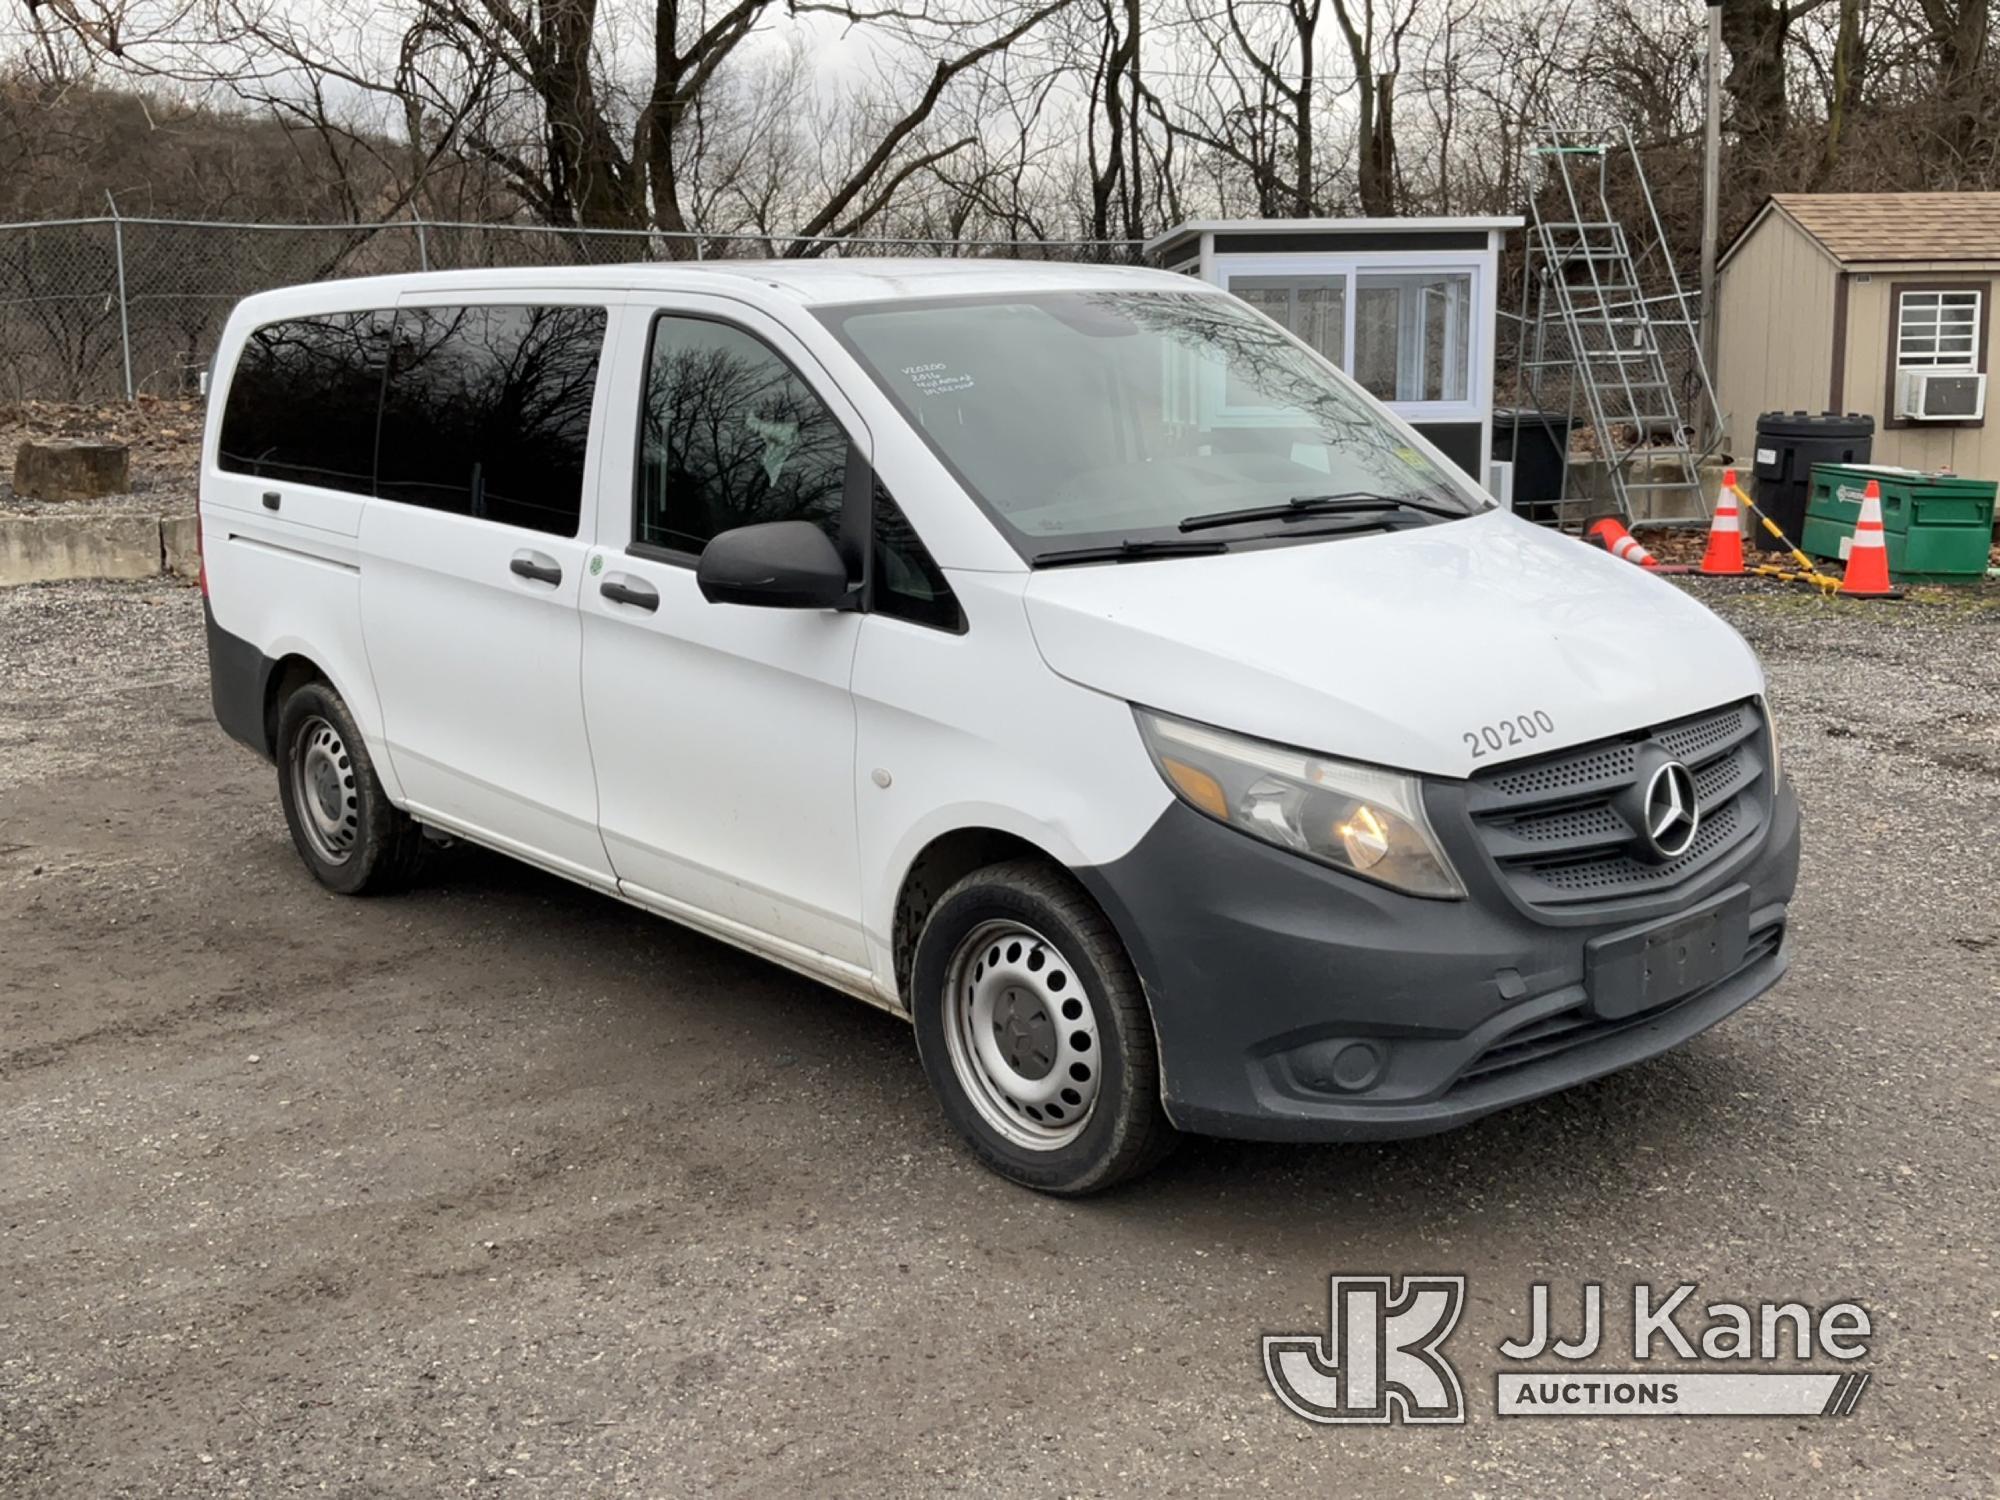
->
[1716,193,2000,477]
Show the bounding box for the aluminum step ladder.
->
[1513,129,1724,531]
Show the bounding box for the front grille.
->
[1466,700,1769,908]
[1450,918,1784,1092]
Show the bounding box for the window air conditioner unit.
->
[1896,369,1986,421]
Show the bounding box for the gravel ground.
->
[2,575,1997,1497]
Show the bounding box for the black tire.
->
[275,679,427,895]
[911,859,1178,1195]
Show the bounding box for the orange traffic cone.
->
[1838,480,1897,598]
[1700,473,1746,575]
[1585,515,1659,569]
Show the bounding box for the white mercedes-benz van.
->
[201,261,1798,1193]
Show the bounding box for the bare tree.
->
[1815,0,1863,179]
[1717,0,1842,164]
[1329,0,1420,215]
[11,0,2000,277]
[1159,0,1321,216]
[1081,0,1147,239]
[22,0,1075,247]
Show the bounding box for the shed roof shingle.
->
[1768,192,2000,263]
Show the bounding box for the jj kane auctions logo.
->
[1264,1276,1873,1423]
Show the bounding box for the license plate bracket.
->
[1585,888,1751,1020]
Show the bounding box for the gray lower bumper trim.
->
[1072,780,1802,1143]
[1164,933,1789,1141]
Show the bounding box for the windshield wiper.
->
[1264,517,1414,541]
[1033,538,1231,568]
[1178,491,1468,533]
[1299,490,1472,519]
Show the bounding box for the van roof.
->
[237,257,1203,313]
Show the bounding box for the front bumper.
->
[1072,774,1801,1142]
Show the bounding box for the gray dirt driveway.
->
[2,577,1997,1497]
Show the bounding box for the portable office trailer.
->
[1145,217,1522,485]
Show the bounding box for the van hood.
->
[1022,508,1764,780]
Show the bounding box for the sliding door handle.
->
[599,574,659,612]
[509,551,563,586]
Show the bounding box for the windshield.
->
[816,290,1490,561]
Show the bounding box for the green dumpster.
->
[1803,463,1997,584]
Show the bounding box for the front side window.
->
[376,303,606,537]
[217,312,389,494]
[636,317,851,555]
[819,290,1486,562]
[1896,289,1981,372]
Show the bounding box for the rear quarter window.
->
[216,312,390,494]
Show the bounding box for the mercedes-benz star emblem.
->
[1642,760,1700,859]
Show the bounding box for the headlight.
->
[1134,708,1465,899]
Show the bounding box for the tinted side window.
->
[872,486,962,632]
[637,316,850,554]
[217,312,388,494]
[377,304,606,537]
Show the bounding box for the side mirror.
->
[696,520,853,609]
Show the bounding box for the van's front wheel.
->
[912,860,1177,1194]
[275,680,426,895]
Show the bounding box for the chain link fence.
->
[0,216,1144,403]
[1496,295,1718,452]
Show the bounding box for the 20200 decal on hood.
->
[1021,509,1765,780]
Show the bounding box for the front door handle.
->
[509,551,562,586]
[599,573,659,612]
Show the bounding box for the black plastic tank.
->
[1750,412,1874,551]
[1492,410,1573,524]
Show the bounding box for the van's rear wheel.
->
[912,859,1177,1194]
[276,681,425,895]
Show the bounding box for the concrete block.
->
[12,440,130,501]
[160,515,201,580]
[0,515,162,585]
[1565,456,1723,520]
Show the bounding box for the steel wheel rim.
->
[942,919,1102,1152]
[290,714,360,866]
